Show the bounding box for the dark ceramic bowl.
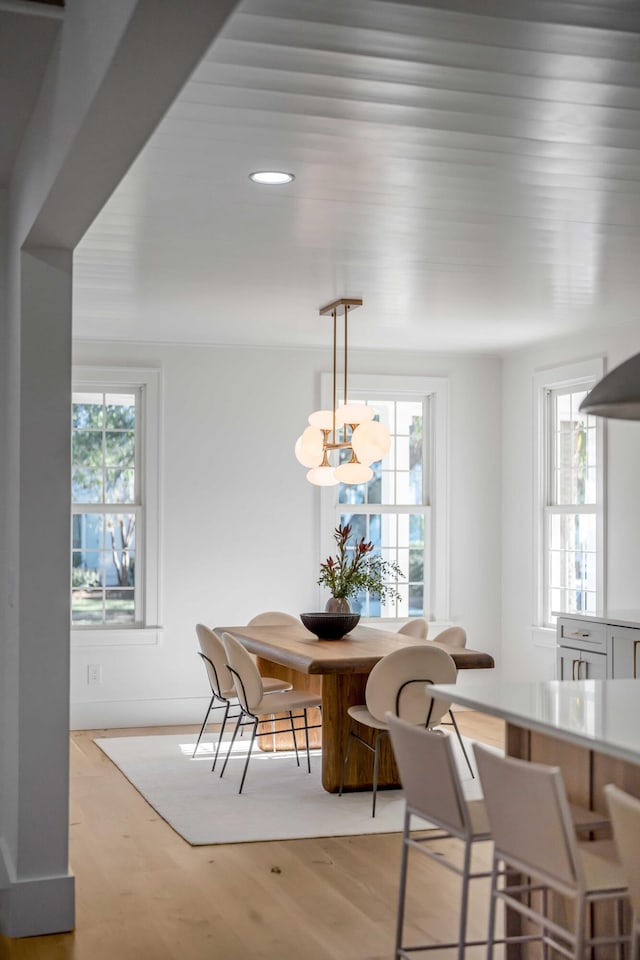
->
[300,612,361,640]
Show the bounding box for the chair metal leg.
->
[395,808,411,959]
[372,730,384,818]
[615,895,625,960]
[238,719,258,795]
[289,711,300,767]
[449,710,475,778]
[457,841,472,960]
[303,709,311,773]
[574,895,586,960]
[486,857,499,960]
[219,713,242,778]
[211,700,230,772]
[192,694,216,757]
[338,721,355,797]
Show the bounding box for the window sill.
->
[531,625,557,649]
[71,627,162,647]
[362,618,454,635]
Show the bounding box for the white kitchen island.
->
[431,678,640,957]
[432,677,640,769]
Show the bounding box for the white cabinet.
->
[557,616,607,680]
[609,626,640,679]
[556,613,640,680]
[557,647,607,680]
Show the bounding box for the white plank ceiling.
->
[73,0,640,354]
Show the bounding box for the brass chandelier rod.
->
[343,305,348,444]
[320,297,362,448]
[332,306,337,441]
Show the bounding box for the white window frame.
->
[533,357,605,630]
[71,366,162,647]
[319,373,449,622]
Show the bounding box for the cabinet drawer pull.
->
[634,640,640,680]
[568,631,590,639]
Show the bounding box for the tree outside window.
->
[71,390,139,625]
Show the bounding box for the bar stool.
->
[387,714,503,960]
[475,744,629,960]
[605,784,640,960]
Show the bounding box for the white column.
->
[3,248,75,935]
[0,0,240,937]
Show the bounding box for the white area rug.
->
[94,731,482,846]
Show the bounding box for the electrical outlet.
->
[87,664,102,685]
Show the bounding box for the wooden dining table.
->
[215,621,495,793]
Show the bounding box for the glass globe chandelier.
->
[295,298,391,486]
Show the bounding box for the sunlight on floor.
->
[180,738,321,763]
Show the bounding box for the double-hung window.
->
[320,374,449,621]
[535,359,605,626]
[71,367,160,638]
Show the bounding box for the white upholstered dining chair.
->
[395,623,475,779]
[220,632,322,794]
[430,626,475,778]
[248,611,300,626]
[339,644,458,817]
[433,625,466,648]
[397,618,428,640]
[193,624,291,766]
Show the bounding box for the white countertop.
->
[431,678,640,765]
[555,610,640,628]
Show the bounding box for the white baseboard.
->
[70,696,209,730]
[0,839,74,937]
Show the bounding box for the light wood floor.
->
[0,712,504,960]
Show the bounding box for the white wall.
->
[502,321,640,682]
[70,339,502,727]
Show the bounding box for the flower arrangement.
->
[318,522,404,606]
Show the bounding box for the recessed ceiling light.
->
[249,171,295,185]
